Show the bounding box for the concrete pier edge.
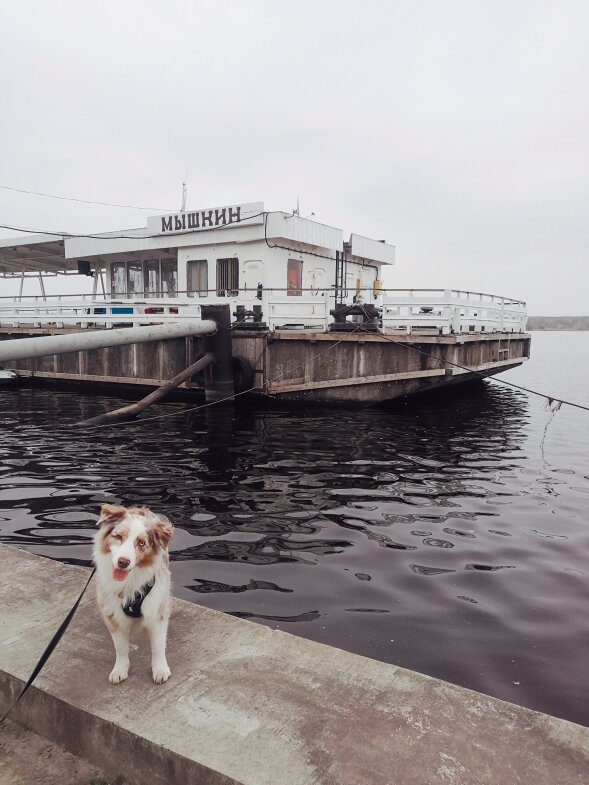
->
[0,676,240,785]
[1,544,587,785]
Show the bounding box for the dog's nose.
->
[117,557,130,569]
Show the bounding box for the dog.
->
[93,503,174,684]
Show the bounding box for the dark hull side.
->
[0,328,531,406]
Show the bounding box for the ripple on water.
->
[422,538,455,549]
[443,527,476,538]
[410,565,457,576]
[0,353,588,727]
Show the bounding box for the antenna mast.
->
[180,174,187,213]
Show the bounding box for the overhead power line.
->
[0,211,267,240]
[0,183,171,211]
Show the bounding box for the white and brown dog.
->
[93,504,174,684]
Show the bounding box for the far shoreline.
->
[527,317,589,330]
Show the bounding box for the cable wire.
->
[0,184,170,211]
[0,211,267,241]
[361,313,589,413]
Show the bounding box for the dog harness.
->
[121,577,156,618]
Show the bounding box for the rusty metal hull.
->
[0,328,531,405]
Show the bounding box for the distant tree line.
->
[527,316,589,330]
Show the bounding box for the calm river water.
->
[0,331,588,726]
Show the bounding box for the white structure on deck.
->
[0,201,527,335]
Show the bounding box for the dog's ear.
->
[97,504,126,527]
[152,517,174,549]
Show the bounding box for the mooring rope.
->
[354,307,589,414]
[63,322,589,432]
[540,399,563,467]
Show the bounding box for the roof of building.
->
[0,205,395,275]
[0,234,74,276]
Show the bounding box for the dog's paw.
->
[152,662,171,684]
[109,666,129,684]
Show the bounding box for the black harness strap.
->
[121,577,155,618]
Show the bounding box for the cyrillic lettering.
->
[187,212,200,229]
[174,215,184,231]
[228,206,241,223]
[201,210,214,227]
[162,216,173,232]
[215,209,227,226]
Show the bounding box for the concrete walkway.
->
[0,544,587,785]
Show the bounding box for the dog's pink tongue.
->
[112,567,128,582]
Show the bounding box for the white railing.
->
[0,288,528,334]
[0,297,203,329]
[380,289,527,335]
[263,292,333,331]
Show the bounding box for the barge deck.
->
[0,203,530,404]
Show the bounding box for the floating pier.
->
[1,544,587,785]
[0,203,530,404]
[0,326,530,404]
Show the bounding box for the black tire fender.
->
[192,355,255,392]
[232,356,255,393]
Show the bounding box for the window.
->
[126,262,143,296]
[143,260,161,296]
[216,258,239,296]
[287,259,303,296]
[161,259,178,297]
[109,258,177,298]
[187,260,208,297]
[110,263,126,296]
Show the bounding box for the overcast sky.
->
[1,0,587,314]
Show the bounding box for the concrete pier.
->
[1,544,587,785]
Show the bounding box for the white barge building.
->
[0,202,530,405]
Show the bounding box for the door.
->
[242,260,263,297]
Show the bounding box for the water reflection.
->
[188,578,293,595]
[1,378,589,726]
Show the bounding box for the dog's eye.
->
[111,533,123,542]
[137,539,147,549]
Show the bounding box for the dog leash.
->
[0,566,96,726]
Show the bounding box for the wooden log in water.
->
[78,352,214,426]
